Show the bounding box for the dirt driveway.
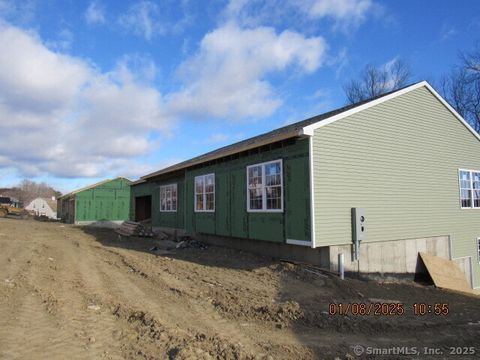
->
[0,218,479,360]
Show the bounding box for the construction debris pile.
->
[176,239,208,250]
[115,221,154,237]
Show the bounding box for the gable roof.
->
[58,177,131,199]
[142,81,479,180]
[43,198,57,211]
[25,197,57,212]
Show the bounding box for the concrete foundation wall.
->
[152,228,474,287]
[329,236,451,275]
[452,256,473,288]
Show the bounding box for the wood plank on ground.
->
[419,252,473,294]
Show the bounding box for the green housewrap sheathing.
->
[131,138,311,243]
[312,86,480,285]
[60,177,131,223]
[130,174,185,229]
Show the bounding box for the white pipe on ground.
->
[338,253,345,280]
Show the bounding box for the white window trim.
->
[160,183,178,212]
[194,173,215,213]
[458,169,480,210]
[246,159,284,213]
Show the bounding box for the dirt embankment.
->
[0,218,479,360]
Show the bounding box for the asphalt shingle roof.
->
[142,82,419,180]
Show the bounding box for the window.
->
[459,169,480,209]
[160,184,177,212]
[247,159,283,212]
[195,174,215,212]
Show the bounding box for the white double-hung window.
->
[459,169,480,209]
[247,159,283,212]
[195,174,215,212]
[160,184,177,212]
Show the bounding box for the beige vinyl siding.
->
[312,86,480,286]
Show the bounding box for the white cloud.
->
[85,1,106,25]
[203,133,230,144]
[0,22,171,179]
[118,1,162,40]
[0,25,90,115]
[46,28,74,50]
[223,0,375,29]
[116,53,158,82]
[117,1,195,40]
[167,23,327,120]
[301,0,373,21]
[440,23,457,41]
[0,19,327,181]
[0,0,36,25]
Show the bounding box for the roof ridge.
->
[58,176,131,199]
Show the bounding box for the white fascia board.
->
[299,81,480,142]
[300,82,427,135]
[423,82,480,141]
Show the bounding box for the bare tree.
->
[2,180,62,206]
[344,59,412,104]
[442,47,480,133]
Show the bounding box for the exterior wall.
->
[130,175,185,229]
[183,138,311,243]
[26,198,57,219]
[139,138,311,244]
[312,86,480,286]
[58,197,75,223]
[74,178,131,222]
[130,182,153,221]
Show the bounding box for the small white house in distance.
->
[25,197,57,219]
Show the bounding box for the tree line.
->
[0,180,62,207]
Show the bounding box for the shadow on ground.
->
[79,226,480,360]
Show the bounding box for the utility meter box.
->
[352,207,366,241]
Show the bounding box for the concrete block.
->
[415,238,427,256]
[367,243,382,273]
[405,239,418,273]
[357,242,369,273]
[426,237,435,254]
[393,240,407,273]
[381,242,396,273]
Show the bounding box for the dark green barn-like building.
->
[58,177,131,226]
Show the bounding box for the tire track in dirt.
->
[0,223,124,360]
[40,228,125,360]
[89,245,266,358]
[0,224,89,360]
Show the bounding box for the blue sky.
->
[0,0,479,193]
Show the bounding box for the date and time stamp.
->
[328,302,449,316]
[329,302,477,357]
